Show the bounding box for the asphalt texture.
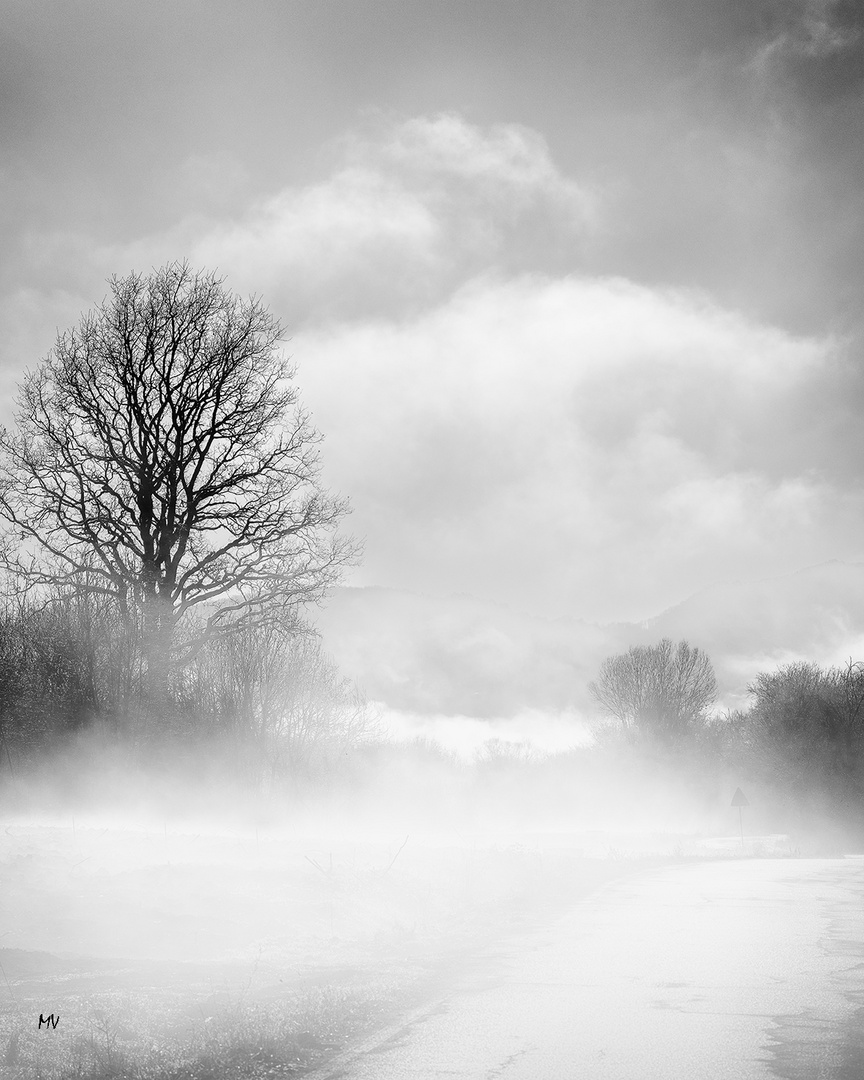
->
[310,856,864,1079]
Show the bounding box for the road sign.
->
[731,787,749,844]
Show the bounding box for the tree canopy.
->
[589,637,716,745]
[0,262,355,687]
[746,659,864,785]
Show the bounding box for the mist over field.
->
[1,0,864,1076]
[1,567,863,1078]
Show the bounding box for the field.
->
[0,733,817,1080]
[0,810,702,1080]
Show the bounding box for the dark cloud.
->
[766,0,864,103]
[2,0,861,334]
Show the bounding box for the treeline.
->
[590,638,864,822]
[0,584,374,782]
[726,659,864,801]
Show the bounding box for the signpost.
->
[731,787,749,846]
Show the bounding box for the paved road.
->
[316,857,864,1079]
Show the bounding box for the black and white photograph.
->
[1,1,864,1077]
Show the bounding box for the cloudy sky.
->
[2,0,863,622]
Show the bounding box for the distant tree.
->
[589,638,717,745]
[0,262,355,720]
[746,659,864,789]
[189,625,376,779]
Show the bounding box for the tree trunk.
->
[142,593,176,733]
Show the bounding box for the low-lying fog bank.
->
[2,722,862,1080]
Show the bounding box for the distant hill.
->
[313,562,864,718]
[645,560,864,708]
[313,585,623,718]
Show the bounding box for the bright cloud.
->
[292,272,853,620]
[365,114,592,211]
[191,114,593,310]
[78,114,595,321]
[0,113,594,392]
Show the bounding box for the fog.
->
[0,715,808,979]
[2,0,864,1074]
[3,659,864,1079]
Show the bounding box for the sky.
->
[1,0,863,623]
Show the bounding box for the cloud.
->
[752,0,864,100]
[68,114,593,324]
[2,108,859,628]
[192,114,593,312]
[0,113,593,389]
[294,273,856,621]
[355,114,591,209]
[0,285,94,407]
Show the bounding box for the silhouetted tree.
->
[589,638,717,745]
[746,660,864,791]
[0,262,355,723]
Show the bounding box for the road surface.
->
[313,856,864,1079]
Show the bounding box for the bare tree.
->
[0,262,355,715]
[258,633,375,778]
[589,638,717,745]
[192,624,376,780]
[746,659,864,787]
